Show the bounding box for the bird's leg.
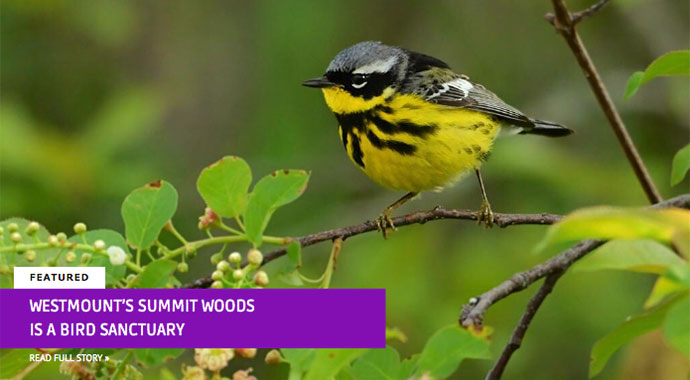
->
[475,169,494,228]
[376,192,418,238]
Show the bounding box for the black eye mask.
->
[325,71,397,100]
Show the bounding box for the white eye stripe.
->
[352,81,368,89]
[353,56,398,74]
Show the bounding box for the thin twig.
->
[459,240,603,327]
[545,0,662,204]
[545,0,611,25]
[181,209,562,289]
[485,271,565,380]
[572,0,612,24]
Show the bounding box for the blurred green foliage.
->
[1,0,689,379]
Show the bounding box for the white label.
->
[13,267,106,289]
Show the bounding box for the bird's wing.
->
[412,74,533,128]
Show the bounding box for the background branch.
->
[484,271,565,380]
[545,0,662,204]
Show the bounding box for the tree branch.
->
[545,0,662,204]
[464,193,690,379]
[484,271,564,380]
[181,209,562,289]
[459,240,603,327]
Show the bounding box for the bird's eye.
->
[351,74,368,89]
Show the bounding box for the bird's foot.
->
[375,209,397,239]
[477,200,495,228]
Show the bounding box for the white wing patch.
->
[425,78,474,100]
[353,56,398,74]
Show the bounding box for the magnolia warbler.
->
[303,41,572,236]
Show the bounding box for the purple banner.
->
[0,289,385,349]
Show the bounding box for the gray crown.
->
[326,41,405,74]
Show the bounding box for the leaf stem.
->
[319,238,343,289]
[160,235,246,260]
[166,221,189,245]
[217,221,243,235]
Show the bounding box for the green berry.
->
[211,270,224,281]
[177,262,189,273]
[0,265,10,274]
[228,251,242,264]
[25,222,40,235]
[232,269,244,281]
[65,251,76,263]
[216,260,230,272]
[253,271,269,287]
[247,248,263,266]
[11,232,22,244]
[56,232,67,243]
[73,222,87,234]
[8,223,19,233]
[210,252,223,265]
[210,281,223,289]
[25,250,36,262]
[80,253,92,265]
[48,235,59,246]
[93,240,106,251]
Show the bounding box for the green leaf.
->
[286,241,302,269]
[304,349,367,380]
[0,349,34,378]
[536,207,689,255]
[623,71,644,100]
[589,295,684,377]
[129,260,178,288]
[645,275,688,309]
[243,170,310,246]
[350,347,401,380]
[277,242,304,285]
[671,144,690,186]
[121,180,178,250]
[282,349,316,380]
[132,348,184,367]
[415,325,491,378]
[573,239,685,275]
[642,51,690,81]
[624,50,690,99]
[196,156,252,218]
[398,355,419,379]
[66,229,129,286]
[662,294,690,358]
[278,270,304,286]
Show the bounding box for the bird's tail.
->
[521,119,573,137]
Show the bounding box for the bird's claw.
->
[477,200,495,228]
[376,210,397,239]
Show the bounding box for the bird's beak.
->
[302,76,337,88]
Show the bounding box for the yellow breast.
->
[324,89,500,192]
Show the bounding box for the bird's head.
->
[303,41,407,114]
